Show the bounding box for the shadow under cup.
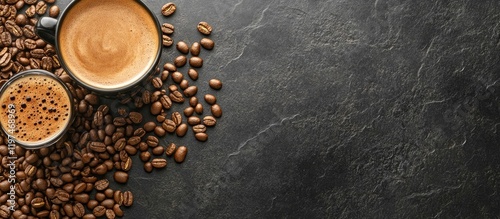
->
[36,0,162,96]
[0,70,75,149]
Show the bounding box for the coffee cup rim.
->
[0,70,76,149]
[54,0,162,95]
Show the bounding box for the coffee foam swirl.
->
[0,75,72,144]
[59,0,159,89]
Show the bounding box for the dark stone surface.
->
[54,0,500,218]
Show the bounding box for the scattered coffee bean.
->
[49,5,59,18]
[93,206,106,217]
[113,171,129,184]
[211,104,222,117]
[152,77,163,89]
[123,191,134,207]
[176,41,189,54]
[171,71,183,84]
[204,94,216,105]
[152,145,165,156]
[176,124,188,137]
[35,1,47,15]
[139,151,151,162]
[170,90,185,103]
[128,112,143,124]
[188,116,201,126]
[197,21,212,35]
[189,97,198,107]
[195,133,208,142]
[189,57,203,68]
[165,143,177,156]
[164,62,176,72]
[191,42,201,56]
[184,106,194,117]
[203,116,217,127]
[161,23,174,35]
[146,136,159,147]
[150,101,163,115]
[184,86,198,97]
[151,158,167,169]
[209,79,222,90]
[144,162,153,173]
[160,94,172,109]
[95,179,109,191]
[154,126,166,137]
[195,103,204,114]
[180,79,189,90]
[161,2,176,16]
[162,35,173,47]
[200,38,214,50]
[188,68,198,80]
[193,124,207,133]
[174,55,187,67]
[143,121,156,132]
[174,146,187,163]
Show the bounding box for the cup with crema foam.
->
[35,0,162,96]
[0,70,75,149]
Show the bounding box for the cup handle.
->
[35,17,57,45]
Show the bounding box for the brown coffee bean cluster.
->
[0,1,222,218]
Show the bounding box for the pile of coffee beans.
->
[0,1,222,218]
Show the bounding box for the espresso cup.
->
[35,0,162,96]
[0,70,75,149]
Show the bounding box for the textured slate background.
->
[53,0,500,218]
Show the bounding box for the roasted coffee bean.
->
[121,157,132,171]
[161,23,174,35]
[113,171,129,184]
[102,199,115,209]
[89,142,106,153]
[211,104,222,117]
[0,53,10,67]
[25,5,35,17]
[171,112,182,125]
[135,96,144,109]
[154,126,166,137]
[171,71,183,83]
[169,90,185,103]
[5,20,22,37]
[151,90,162,102]
[176,123,188,137]
[174,146,187,163]
[188,116,201,126]
[193,124,206,133]
[134,128,146,137]
[73,203,85,217]
[85,93,99,105]
[128,112,143,124]
[113,204,124,217]
[55,189,70,202]
[114,138,126,151]
[114,117,127,126]
[161,2,176,16]
[196,20,213,36]
[127,136,141,146]
[168,84,178,92]
[83,213,96,219]
[143,162,153,173]
[35,1,47,15]
[41,56,53,71]
[184,107,194,117]
[113,190,123,206]
[209,79,222,90]
[31,197,45,208]
[156,114,166,123]
[93,206,106,217]
[184,97,196,108]
[106,209,116,219]
[123,191,133,207]
[174,55,187,67]
[151,158,167,169]
[160,94,172,109]
[162,34,173,47]
[165,143,177,156]
[143,121,156,132]
[203,116,217,127]
[180,79,189,90]
[200,38,215,50]
[183,86,198,97]
[195,103,204,114]
[195,133,208,142]
[191,42,201,56]
[0,32,11,47]
[95,179,109,191]
[139,151,151,162]
[49,5,59,17]
[146,136,159,147]
[162,119,176,133]
[176,41,189,54]
[160,70,169,81]
[24,38,36,49]
[164,62,176,72]
[0,205,9,218]
[189,57,203,68]
[188,68,198,80]
[24,25,36,39]
[142,90,151,104]
[152,77,163,89]
[152,145,165,156]
[150,101,163,115]
[204,94,217,105]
